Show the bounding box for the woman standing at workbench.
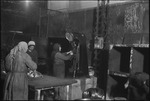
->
[51,43,73,78]
[3,41,37,100]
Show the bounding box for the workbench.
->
[28,75,77,100]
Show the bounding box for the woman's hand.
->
[70,51,74,55]
[66,51,71,54]
[66,51,73,55]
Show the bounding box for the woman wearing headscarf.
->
[3,41,37,100]
[51,43,73,78]
[51,43,73,100]
[27,41,38,64]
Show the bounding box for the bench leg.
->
[35,89,41,100]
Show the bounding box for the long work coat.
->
[4,51,37,100]
[53,52,71,78]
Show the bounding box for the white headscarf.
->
[10,41,28,58]
[28,41,35,46]
[18,41,28,52]
[6,41,28,71]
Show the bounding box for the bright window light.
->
[25,0,31,7]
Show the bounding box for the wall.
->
[42,8,94,40]
[1,1,48,37]
[106,2,149,45]
[104,1,149,98]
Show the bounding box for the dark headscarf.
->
[51,43,61,62]
[52,43,60,52]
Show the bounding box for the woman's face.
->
[29,45,35,51]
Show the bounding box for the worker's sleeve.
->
[56,52,72,60]
[34,50,38,64]
[24,53,37,70]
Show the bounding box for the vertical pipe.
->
[35,89,41,100]
[84,9,86,31]
[46,10,49,38]
[39,7,41,37]
[66,85,69,100]
[96,0,100,36]
[94,0,100,63]
[128,47,134,100]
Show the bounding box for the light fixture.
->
[25,0,31,3]
[25,0,31,7]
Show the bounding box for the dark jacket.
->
[27,49,38,64]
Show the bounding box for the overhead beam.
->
[47,0,134,12]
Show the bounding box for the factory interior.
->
[1,0,149,100]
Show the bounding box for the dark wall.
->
[106,2,149,45]
[91,1,149,96]
[44,8,94,41]
[104,2,149,99]
[1,1,45,36]
[31,37,49,59]
[1,1,48,60]
[1,32,31,59]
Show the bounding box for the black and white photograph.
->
[1,0,149,100]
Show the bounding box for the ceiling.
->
[47,0,134,12]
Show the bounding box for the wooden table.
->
[28,75,77,100]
